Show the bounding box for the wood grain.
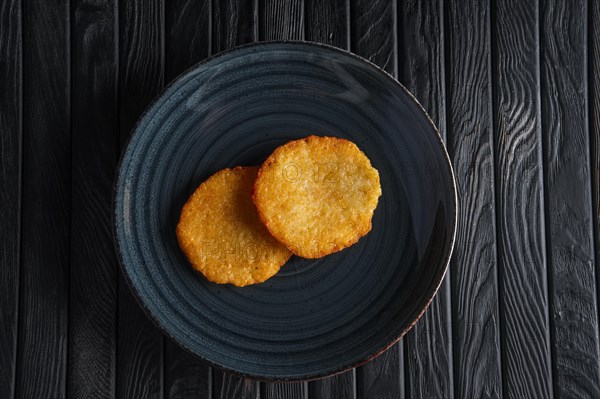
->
[68,0,119,398]
[165,349,210,399]
[356,346,403,399]
[540,0,600,397]
[304,0,349,52]
[119,0,165,144]
[305,0,348,49]
[308,371,356,399]
[0,0,21,397]
[261,382,308,399]
[491,0,553,397]
[350,0,396,75]
[210,1,260,397]
[445,0,503,397]
[165,0,210,79]
[397,0,454,397]
[117,0,165,397]
[163,1,212,397]
[258,0,306,395]
[304,2,357,397]
[212,0,255,53]
[7,2,600,397]
[213,373,259,399]
[259,0,304,41]
[590,0,600,377]
[398,0,446,143]
[350,1,405,397]
[16,0,70,397]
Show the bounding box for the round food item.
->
[253,136,382,258]
[176,166,292,287]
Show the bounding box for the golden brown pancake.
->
[176,166,292,287]
[253,136,382,258]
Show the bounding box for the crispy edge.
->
[176,167,248,253]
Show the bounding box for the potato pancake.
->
[253,136,382,258]
[176,166,292,287]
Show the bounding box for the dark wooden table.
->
[2,0,599,398]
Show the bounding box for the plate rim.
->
[112,40,458,382]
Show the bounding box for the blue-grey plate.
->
[114,41,457,381]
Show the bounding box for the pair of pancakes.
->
[176,136,382,287]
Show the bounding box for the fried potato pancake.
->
[253,136,382,258]
[176,166,292,287]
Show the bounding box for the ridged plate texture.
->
[114,42,457,380]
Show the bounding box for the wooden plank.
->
[163,0,212,397]
[350,0,396,75]
[165,349,210,399]
[261,382,307,399]
[590,0,600,379]
[259,0,303,41]
[259,0,308,399]
[0,0,21,397]
[304,0,348,51]
[308,372,356,399]
[491,0,553,397]
[445,0,503,397]
[350,0,404,397]
[261,380,307,398]
[16,0,70,397]
[212,0,255,53]
[540,0,600,397]
[165,0,210,79]
[257,1,306,396]
[304,2,358,397]
[213,373,259,399]
[68,0,119,397]
[397,0,453,398]
[398,0,446,142]
[210,1,260,397]
[356,347,403,399]
[305,0,348,49]
[117,0,165,397]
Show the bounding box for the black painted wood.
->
[303,2,358,398]
[17,0,70,397]
[540,0,600,397]
[68,1,119,398]
[445,0,503,398]
[211,0,260,399]
[213,373,259,399]
[397,1,454,398]
[165,0,210,79]
[165,348,210,399]
[0,0,21,397]
[261,382,308,399]
[6,1,600,398]
[163,1,212,397]
[210,1,260,397]
[259,0,303,41]
[305,0,348,49]
[117,0,165,397]
[212,0,255,53]
[351,1,405,398]
[258,1,306,396]
[491,0,553,397]
[308,372,356,399]
[350,0,396,75]
[356,347,403,399]
[592,0,600,372]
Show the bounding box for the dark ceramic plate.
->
[114,41,457,381]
